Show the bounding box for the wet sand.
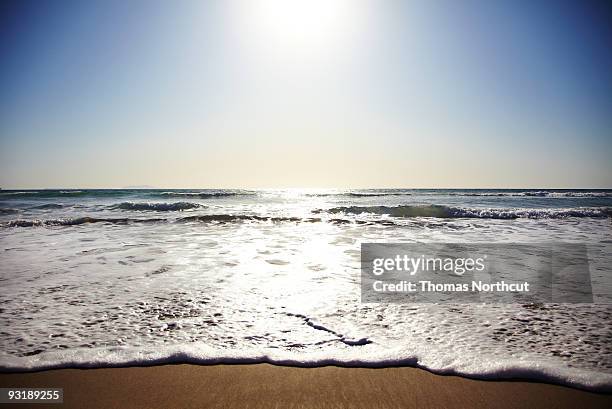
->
[1,364,611,409]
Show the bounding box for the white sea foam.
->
[1,342,611,392]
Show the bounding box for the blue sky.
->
[1,0,611,188]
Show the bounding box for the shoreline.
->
[1,364,611,409]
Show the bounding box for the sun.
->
[253,0,350,44]
[234,0,362,56]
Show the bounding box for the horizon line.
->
[2,187,612,191]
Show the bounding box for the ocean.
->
[1,189,611,391]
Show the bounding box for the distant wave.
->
[459,191,550,197]
[347,192,411,197]
[0,208,20,214]
[1,214,373,228]
[110,202,204,211]
[30,203,64,209]
[453,191,612,198]
[179,214,321,223]
[2,217,165,228]
[546,191,612,198]
[157,191,256,198]
[0,190,116,198]
[307,190,612,198]
[306,192,411,198]
[316,205,612,219]
[0,191,41,196]
[1,189,609,199]
[0,190,257,200]
[1,214,316,228]
[4,206,611,228]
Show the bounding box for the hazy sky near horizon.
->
[1,0,611,189]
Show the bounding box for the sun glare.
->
[235,0,363,56]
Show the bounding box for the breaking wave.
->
[4,206,611,229]
[2,217,166,228]
[317,205,612,219]
[1,215,319,228]
[1,344,610,392]
[0,214,379,228]
[110,202,204,211]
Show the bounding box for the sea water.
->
[1,189,611,391]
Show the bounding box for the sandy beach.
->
[1,364,610,408]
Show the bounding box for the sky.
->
[0,0,611,189]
